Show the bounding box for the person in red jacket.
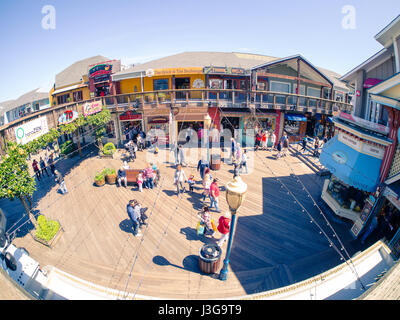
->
[217,211,231,247]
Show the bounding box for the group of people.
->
[31,152,67,195]
[126,199,148,237]
[299,135,329,157]
[117,161,158,192]
[255,130,276,152]
[198,206,231,247]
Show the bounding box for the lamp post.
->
[204,114,212,164]
[219,175,247,281]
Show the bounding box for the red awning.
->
[363,78,382,89]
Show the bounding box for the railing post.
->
[260,92,262,106]
[217,91,220,106]
[186,90,189,104]
[273,94,276,108]
[232,90,235,105]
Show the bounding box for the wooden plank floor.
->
[4,146,365,299]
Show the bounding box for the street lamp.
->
[204,114,212,163]
[219,175,247,281]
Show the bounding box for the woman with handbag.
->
[198,206,215,237]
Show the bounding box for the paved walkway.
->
[0,145,381,299]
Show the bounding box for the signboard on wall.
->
[338,131,385,159]
[14,117,49,145]
[58,110,78,125]
[204,66,246,75]
[83,101,103,117]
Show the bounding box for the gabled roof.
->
[55,55,111,89]
[113,51,279,76]
[375,14,400,48]
[0,88,48,115]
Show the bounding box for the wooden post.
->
[297,59,301,108]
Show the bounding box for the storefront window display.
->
[327,176,369,212]
[284,120,301,137]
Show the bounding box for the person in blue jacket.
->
[197,157,209,180]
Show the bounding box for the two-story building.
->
[321,15,400,257]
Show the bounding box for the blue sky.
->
[0,0,399,102]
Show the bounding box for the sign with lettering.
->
[339,111,389,135]
[338,132,361,151]
[89,64,112,79]
[119,111,142,121]
[14,117,49,145]
[83,101,103,117]
[204,66,246,75]
[58,110,78,125]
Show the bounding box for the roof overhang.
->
[368,72,400,95]
[375,15,400,48]
[251,55,334,88]
[52,83,87,95]
[340,48,394,83]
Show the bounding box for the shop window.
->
[240,80,246,90]
[209,79,223,89]
[154,79,169,91]
[323,88,331,99]
[284,120,301,136]
[307,87,321,98]
[327,177,368,212]
[73,91,83,102]
[270,81,291,93]
[57,94,70,105]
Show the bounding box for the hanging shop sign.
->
[119,111,142,121]
[83,101,103,117]
[204,66,246,75]
[89,64,112,79]
[14,117,49,145]
[148,116,168,124]
[58,110,78,125]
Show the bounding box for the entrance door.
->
[175,78,190,100]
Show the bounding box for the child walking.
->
[188,174,195,193]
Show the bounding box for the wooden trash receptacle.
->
[198,244,222,274]
[210,154,221,171]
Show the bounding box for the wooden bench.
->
[125,169,160,186]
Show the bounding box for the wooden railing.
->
[0,88,352,134]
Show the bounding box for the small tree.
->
[85,109,111,151]
[0,142,37,227]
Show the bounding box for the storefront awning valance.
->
[320,135,382,192]
[285,113,307,122]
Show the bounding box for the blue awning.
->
[285,113,307,122]
[320,135,382,192]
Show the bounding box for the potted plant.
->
[101,142,116,158]
[95,172,106,187]
[103,168,117,184]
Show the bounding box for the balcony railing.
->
[0,89,352,133]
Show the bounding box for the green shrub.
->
[35,215,60,242]
[60,140,77,155]
[102,142,116,155]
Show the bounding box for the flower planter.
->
[30,219,64,249]
[95,177,106,187]
[105,173,117,184]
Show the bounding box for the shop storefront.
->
[88,60,121,98]
[284,113,307,143]
[118,110,143,142]
[320,123,390,236]
[146,116,170,146]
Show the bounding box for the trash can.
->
[210,154,221,171]
[198,244,222,274]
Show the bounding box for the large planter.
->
[30,218,64,249]
[105,173,117,184]
[95,174,106,187]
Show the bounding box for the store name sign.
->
[338,131,385,159]
[14,117,49,145]
[339,111,389,135]
[58,110,78,125]
[83,101,102,117]
[204,66,246,75]
[147,68,203,77]
[89,64,112,79]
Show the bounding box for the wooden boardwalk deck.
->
[2,146,364,299]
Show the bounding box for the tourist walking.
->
[54,169,67,194]
[255,131,261,151]
[282,134,289,157]
[117,166,127,188]
[301,136,308,154]
[48,153,56,176]
[177,145,186,166]
[239,150,248,174]
[188,174,195,193]
[32,159,41,181]
[128,140,136,162]
[174,164,187,195]
[276,140,282,159]
[39,157,49,177]
[197,157,209,180]
[313,137,320,157]
[262,131,267,150]
[198,206,215,237]
[210,178,221,213]
[127,200,142,237]
[202,168,212,202]
[235,142,242,165]
[268,131,276,151]
[217,211,231,247]
[230,137,236,162]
